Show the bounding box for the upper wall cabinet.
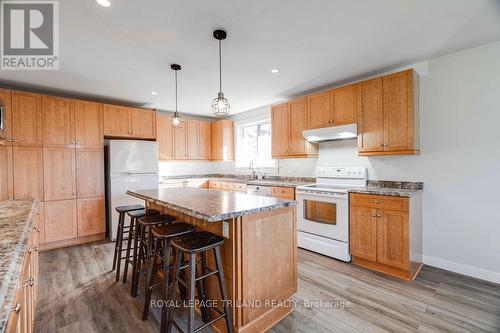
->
[272,98,318,159]
[12,91,43,146]
[103,105,156,140]
[358,69,420,156]
[0,89,12,145]
[42,96,75,147]
[308,83,359,129]
[74,100,104,148]
[211,119,234,161]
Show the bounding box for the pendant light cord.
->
[175,69,178,114]
[219,40,222,93]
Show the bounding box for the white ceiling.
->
[1,0,500,116]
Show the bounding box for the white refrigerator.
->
[106,140,159,241]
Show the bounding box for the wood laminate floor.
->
[35,241,500,333]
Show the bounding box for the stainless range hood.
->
[303,123,357,143]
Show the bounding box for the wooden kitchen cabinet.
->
[358,69,419,156]
[74,100,104,148]
[0,88,12,145]
[271,186,295,199]
[104,105,156,139]
[0,145,13,200]
[157,115,175,160]
[130,108,156,139]
[76,148,104,198]
[43,147,76,201]
[12,146,44,200]
[187,119,199,159]
[77,197,105,237]
[42,96,75,147]
[349,192,422,280]
[211,119,234,161]
[174,125,188,159]
[199,120,212,160]
[272,99,318,159]
[331,83,359,125]
[308,92,331,129]
[44,199,78,243]
[12,91,43,146]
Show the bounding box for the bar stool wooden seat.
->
[112,204,144,281]
[130,214,176,297]
[167,231,233,333]
[143,222,196,322]
[122,208,160,283]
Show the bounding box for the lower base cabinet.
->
[349,192,422,280]
[6,204,40,333]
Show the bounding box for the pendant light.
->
[211,29,230,117]
[170,64,182,127]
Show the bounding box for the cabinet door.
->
[157,115,174,160]
[271,103,289,158]
[288,98,309,155]
[103,105,130,137]
[220,120,234,161]
[77,197,105,237]
[308,92,331,129]
[130,108,156,139]
[43,147,76,201]
[76,148,104,198]
[332,84,359,125]
[0,145,13,200]
[358,78,384,153]
[211,121,222,160]
[42,96,75,147]
[12,91,42,146]
[75,100,103,148]
[44,199,77,242]
[349,205,377,262]
[0,89,12,144]
[377,209,409,270]
[383,70,414,151]
[199,121,212,160]
[187,119,199,160]
[174,125,188,159]
[12,146,44,200]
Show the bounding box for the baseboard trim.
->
[423,255,500,284]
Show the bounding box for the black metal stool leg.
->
[143,237,161,320]
[187,253,197,333]
[112,212,124,271]
[122,217,136,283]
[165,250,182,333]
[214,247,234,333]
[115,216,128,282]
[131,222,143,296]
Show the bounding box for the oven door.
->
[296,191,348,242]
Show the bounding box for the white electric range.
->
[296,166,367,261]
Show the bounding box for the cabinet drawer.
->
[350,193,408,211]
[220,182,233,191]
[209,181,221,189]
[232,183,247,192]
[272,186,295,199]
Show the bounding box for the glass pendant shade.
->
[171,111,182,127]
[211,92,230,117]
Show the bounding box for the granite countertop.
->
[0,199,37,333]
[348,181,423,198]
[160,174,314,188]
[127,187,297,222]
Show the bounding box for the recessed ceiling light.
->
[96,0,111,7]
[150,91,157,95]
[271,68,280,73]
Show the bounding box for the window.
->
[235,120,275,168]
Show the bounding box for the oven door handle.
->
[296,191,347,200]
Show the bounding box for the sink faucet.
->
[249,161,256,179]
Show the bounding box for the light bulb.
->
[172,117,180,125]
[96,0,111,7]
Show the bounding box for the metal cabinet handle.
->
[376,214,382,217]
[11,303,21,314]
[12,138,16,142]
[373,200,380,204]
[25,277,34,287]
[6,138,12,142]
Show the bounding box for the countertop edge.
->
[127,191,297,223]
[0,199,38,333]
[348,188,423,198]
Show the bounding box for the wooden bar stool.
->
[131,213,176,297]
[113,204,144,281]
[122,208,160,283]
[142,222,196,322]
[167,231,233,333]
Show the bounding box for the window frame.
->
[234,118,276,169]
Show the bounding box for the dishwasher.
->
[246,185,273,197]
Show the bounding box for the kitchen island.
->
[127,187,297,333]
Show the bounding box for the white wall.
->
[160,40,500,283]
